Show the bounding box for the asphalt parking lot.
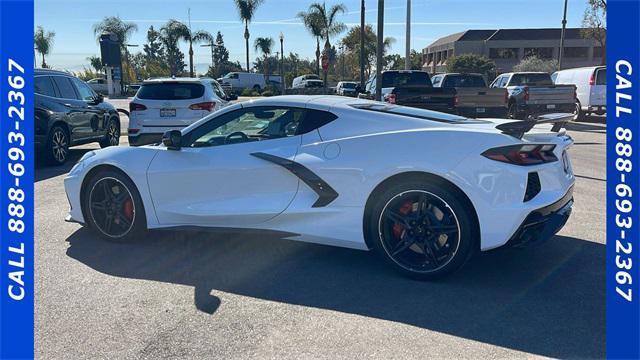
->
[35,109,606,359]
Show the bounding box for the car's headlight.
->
[69,151,96,176]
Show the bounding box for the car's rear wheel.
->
[366,180,475,280]
[507,102,519,119]
[100,116,120,148]
[83,169,146,242]
[45,125,69,166]
[573,101,584,121]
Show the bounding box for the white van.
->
[292,74,321,89]
[219,72,266,92]
[552,66,606,119]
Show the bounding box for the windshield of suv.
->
[381,72,431,88]
[509,73,553,86]
[137,82,205,100]
[442,75,487,88]
[342,82,357,89]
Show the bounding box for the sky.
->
[35,0,590,73]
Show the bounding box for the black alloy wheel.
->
[47,126,69,165]
[89,177,136,239]
[100,117,120,148]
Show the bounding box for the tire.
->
[365,179,476,280]
[83,169,147,242]
[100,116,120,148]
[507,102,519,119]
[45,125,69,166]
[573,101,584,122]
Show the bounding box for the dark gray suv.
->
[35,69,121,165]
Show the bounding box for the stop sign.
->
[321,54,329,71]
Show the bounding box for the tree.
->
[86,55,103,73]
[254,37,273,81]
[34,26,55,68]
[582,0,606,65]
[234,0,264,72]
[513,56,559,73]
[446,53,495,75]
[160,19,188,76]
[162,20,212,77]
[341,25,395,79]
[297,9,325,75]
[143,26,165,61]
[213,31,230,68]
[386,50,423,70]
[93,16,138,51]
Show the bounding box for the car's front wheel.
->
[366,179,476,280]
[45,125,69,165]
[83,169,146,242]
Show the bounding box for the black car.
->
[35,69,121,165]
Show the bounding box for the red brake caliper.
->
[392,201,413,238]
[123,198,134,221]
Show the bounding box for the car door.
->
[70,77,106,137]
[50,75,92,141]
[146,105,305,226]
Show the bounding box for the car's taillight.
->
[523,87,530,102]
[482,144,557,165]
[384,93,397,104]
[189,102,216,111]
[589,72,596,86]
[454,95,459,106]
[129,102,147,112]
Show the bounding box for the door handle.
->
[63,103,72,108]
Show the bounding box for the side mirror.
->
[162,130,182,150]
[95,94,104,103]
[227,93,238,101]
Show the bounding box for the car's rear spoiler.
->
[495,113,573,139]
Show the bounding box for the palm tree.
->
[309,2,347,51]
[93,16,138,51]
[160,20,187,76]
[233,0,264,72]
[297,10,324,75]
[34,26,55,68]
[163,20,212,77]
[254,37,273,81]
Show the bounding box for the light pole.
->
[558,0,568,70]
[360,0,365,89]
[279,32,285,92]
[375,0,384,101]
[405,0,411,70]
[201,41,222,76]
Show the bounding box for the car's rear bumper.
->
[520,103,575,115]
[456,106,508,119]
[506,186,574,247]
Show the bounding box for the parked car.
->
[64,95,575,280]
[86,77,108,95]
[363,70,456,113]
[218,72,266,92]
[125,83,141,96]
[292,74,321,88]
[35,69,121,165]
[489,72,576,119]
[127,77,232,146]
[336,81,359,96]
[431,73,508,118]
[552,66,606,120]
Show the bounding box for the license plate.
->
[160,108,176,117]
[546,104,556,109]
[476,107,486,113]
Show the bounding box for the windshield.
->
[509,73,553,86]
[382,72,431,88]
[342,82,357,88]
[442,75,486,88]
[350,103,471,123]
[137,83,204,100]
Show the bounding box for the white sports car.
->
[64,95,575,279]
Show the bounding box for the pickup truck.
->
[431,73,507,118]
[489,72,576,119]
[361,70,456,113]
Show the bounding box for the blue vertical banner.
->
[607,0,640,359]
[0,0,35,358]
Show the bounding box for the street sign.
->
[321,54,329,72]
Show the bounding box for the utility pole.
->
[375,0,384,101]
[405,0,411,70]
[558,0,568,70]
[280,32,285,92]
[359,0,365,89]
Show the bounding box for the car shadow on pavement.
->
[65,229,604,359]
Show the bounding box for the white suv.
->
[128,78,234,146]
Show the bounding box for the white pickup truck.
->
[489,72,576,119]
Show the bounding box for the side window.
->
[34,76,57,97]
[501,76,510,87]
[297,109,338,135]
[52,76,79,99]
[431,75,442,87]
[211,82,226,99]
[187,107,304,148]
[71,77,96,101]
